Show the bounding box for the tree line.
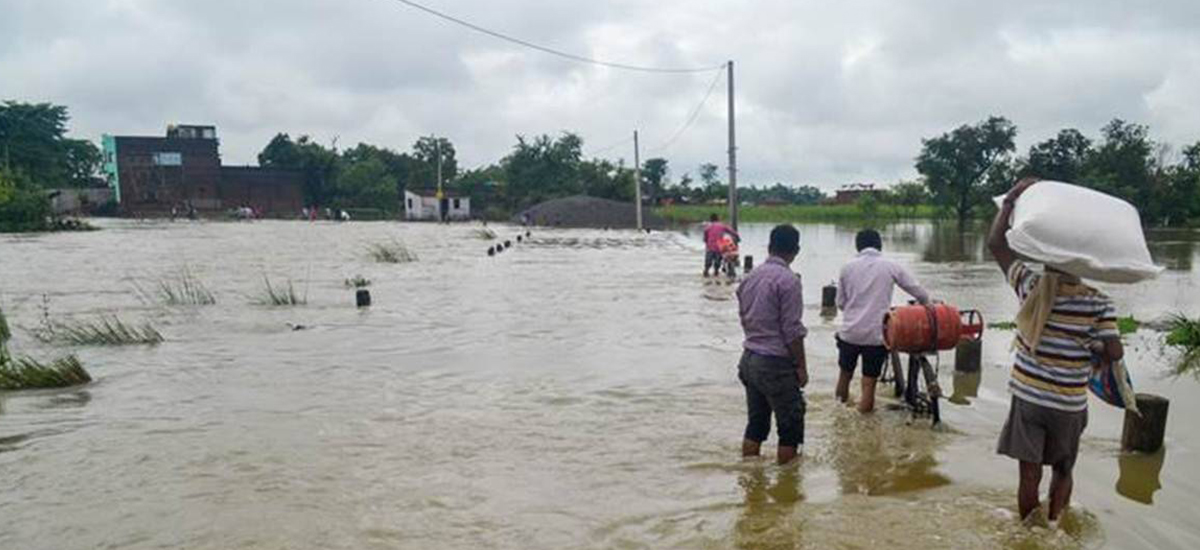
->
[262,129,830,218]
[4,98,1200,229]
[917,116,1200,226]
[0,101,103,231]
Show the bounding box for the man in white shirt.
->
[836,229,930,413]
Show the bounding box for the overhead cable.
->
[586,135,635,158]
[652,68,725,153]
[390,0,725,74]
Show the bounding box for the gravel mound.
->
[514,196,666,229]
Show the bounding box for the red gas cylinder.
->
[883,304,984,353]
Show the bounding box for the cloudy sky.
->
[3,0,1199,190]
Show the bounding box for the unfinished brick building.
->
[102,125,304,217]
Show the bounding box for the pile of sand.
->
[514,196,666,229]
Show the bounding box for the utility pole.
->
[634,130,643,231]
[726,60,738,231]
[435,136,443,197]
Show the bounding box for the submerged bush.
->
[1165,314,1200,376]
[1117,316,1140,335]
[0,308,91,390]
[36,315,163,346]
[254,275,306,306]
[136,267,216,305]
[0,355,91,390]
[344,275,371,289]
[366,239,418,264]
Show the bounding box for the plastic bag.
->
[994,181,1163,283]
[1088,358,1140,415]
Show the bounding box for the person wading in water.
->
[735,224,807,464]
[835,228,930,413]
[703,213,739,277]
[989,177,1123,525]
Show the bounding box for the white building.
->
[404,190,470,221]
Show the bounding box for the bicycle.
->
[881,349,942,426]
[881,303,984,427]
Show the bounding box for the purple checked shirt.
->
[737,256,807,359]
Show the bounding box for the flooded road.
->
[1,219,1198,549]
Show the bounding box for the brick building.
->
[833,183,881,205]
[102,125,304,216]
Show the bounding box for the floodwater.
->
[1,219,1198,550]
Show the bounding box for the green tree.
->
[335,157,397,211]
[62,138,101,187]
[856,192,880,218]
[411,136,458,189]
[258,133,340,206]
[343,143,415,199]
[452,164,505,217]
[502,133,584,208]
[915,116,1017,225]
[888,180,929,217]
[641,157,669,204]
[0,167,50,232]
[793,185,825,205]
[580,159,634,202]
[1080,119,1155,217]
[0,100,98,188]
[1024,128,1092,182]
[698,163,725,202]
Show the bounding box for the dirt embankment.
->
[513,196,666,229]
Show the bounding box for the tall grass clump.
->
[136,267,216,305]
[1117,315,1140,335]
[0,355,91,390]
[254,275,306,306]
[344,275,371,289]
[366,239,418,263]
[1165,314,1200,376]
[37,315,163,345]
[0,308,91,390]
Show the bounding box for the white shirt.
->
[836,248,930,346]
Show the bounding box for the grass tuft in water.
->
[0,308,92,390]
[254,276,306,306]
[136,267,216,305]
[1117,316,1140,335]
[344,275,371,289]
[36,315,163,345]
[0,355,91,390]
[989,316,1139,335]
[472,228,497,240]
[1165,314,1200,376]
[366,239,418,263]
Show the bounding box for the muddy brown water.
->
[1,219,1198,549]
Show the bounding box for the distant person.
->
[835,229,930,413]
[735,224,807,465]
[988,177,1123,525]
[703,213,739,277]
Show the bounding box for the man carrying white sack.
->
[988,177,1125,525]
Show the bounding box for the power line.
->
[586,135,634,158]
[652,68,725,153]
[390,0,725,74]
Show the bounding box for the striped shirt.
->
[1007,261,1119,412]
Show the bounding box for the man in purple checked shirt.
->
[735,224,808,464]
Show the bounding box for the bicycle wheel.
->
[917,355,941,426]
[886,350,905,398]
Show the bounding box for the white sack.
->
[993,181,1163,283]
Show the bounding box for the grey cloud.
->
[2,0,1199,188]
